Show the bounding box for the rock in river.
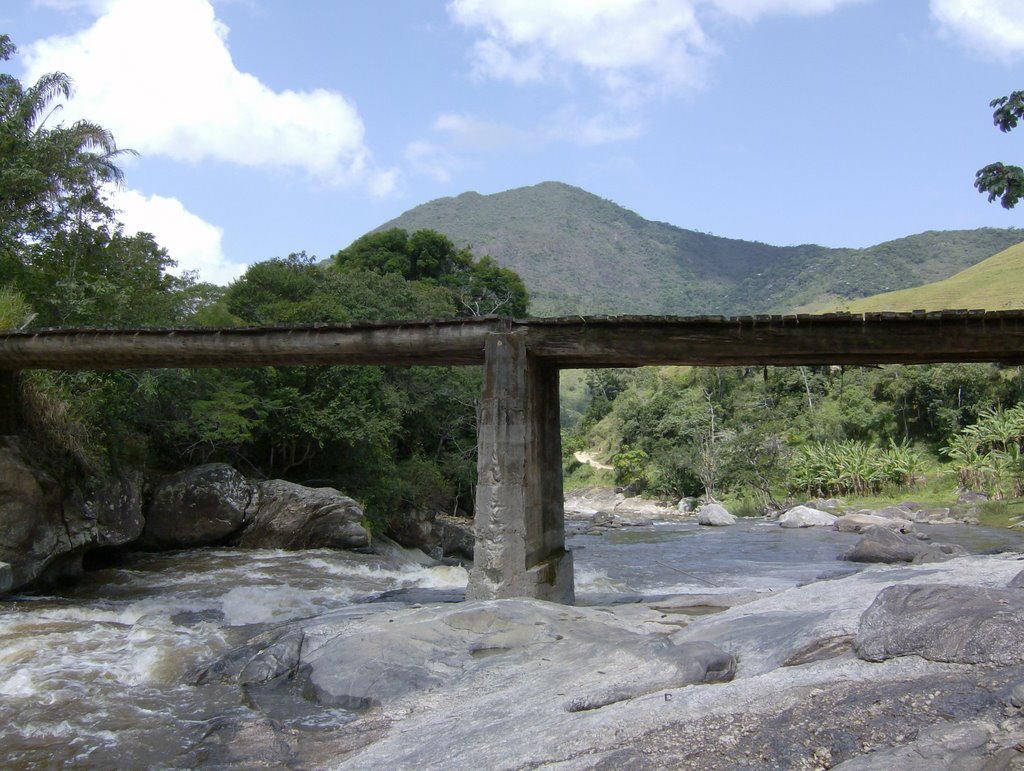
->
[697,503,736,526]
[840,524,966,564]
[778,505,837,528]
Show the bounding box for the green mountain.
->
[376,181,1023,317]
[836,241,1024,313]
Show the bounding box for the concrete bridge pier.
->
[466,331,574,603]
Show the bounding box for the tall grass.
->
[0,287,34,330]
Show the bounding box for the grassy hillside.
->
[376,181,1023,317]
[835,241,1024,312]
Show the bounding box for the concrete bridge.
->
[4,310,1024,603]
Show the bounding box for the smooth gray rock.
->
[1010,570,1024,589]
[697,503,736,526]
[205,599,735,715]
[237,480,368,551]
[856,583,1024,664]
[834,512,912,533]
[779,505,837,528]
[841,525,965,564]
[869,505,917,520]
[142,463,256,549]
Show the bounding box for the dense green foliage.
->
[381,181,1022,316]
[566,362,1024,509]
[976,91,1024,209]
[334,228,528,317]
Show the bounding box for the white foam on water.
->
[218,584,346,626]
[405,564,469,589]
[0,667,39,698]
[575,566,630,593]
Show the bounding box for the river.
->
[1,519,1022,766]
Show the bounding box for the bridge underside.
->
[5,311,1024,604]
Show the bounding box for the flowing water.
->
[2,520,1023,766]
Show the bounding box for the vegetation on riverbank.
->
[562,362,1024,520]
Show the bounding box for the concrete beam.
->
[0,318,500,369]
[467,331,574,603]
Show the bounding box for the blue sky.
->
[3,0,1024,285]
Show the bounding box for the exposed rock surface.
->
[383,507,435,550]
[237,480,368,551]
[190,554,1024,770]
[0,436,142,592]
[855,583,1024,664]
[834,511,912,533]
[197,599,736,714]
[434,514,474,562]
[142,463,256,549]
[697,503,736,526]
[841,524,967,564]
[779,505,837,528]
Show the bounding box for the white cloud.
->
[447,0,866,96]
[405,140,456,184]
[433,113,527,149]
[930,0,1024,62]
[112,188,247,286]
[22,0,390,191]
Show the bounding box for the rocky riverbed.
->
[188,551,1024,769]
[6,456,1024,768]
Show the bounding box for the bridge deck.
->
[2,310,1024,369]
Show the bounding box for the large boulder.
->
[0,437,142,592]
[385,507,435,550]
[856,583,1024,665]
[833,512,913,533]
[435,514,475,561]
[778,505,837,528]
[697,503,736,526]
[840,525,965,564]
[142,464,257,549]
[236,480,369,550]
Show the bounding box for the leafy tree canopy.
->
[976,90,1024,209]
[333,227,529,317]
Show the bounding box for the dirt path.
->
[574,451,613,470]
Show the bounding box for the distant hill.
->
[834,241,1024,313]
[376,181,1023,316]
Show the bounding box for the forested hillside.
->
[380,182,1023,316]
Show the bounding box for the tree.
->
[975,90,1024,209]
[0,36,200,329]
[333,228,530,316]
